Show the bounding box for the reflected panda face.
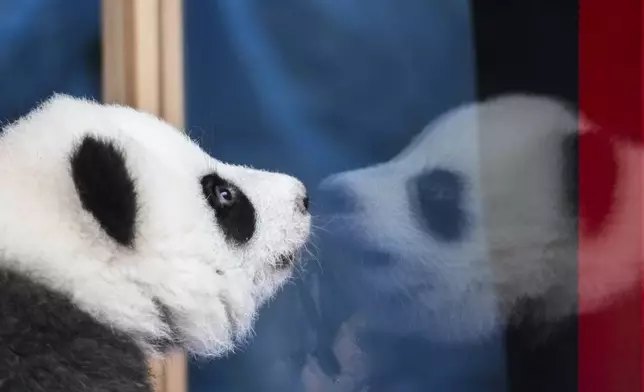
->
[316,94,640,341]
[0,95,311,357]
[317,104,493,340]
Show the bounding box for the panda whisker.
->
[307,237,321,254]
[292,264,306,281]
[303,242,323,273]
[310,217,336,234]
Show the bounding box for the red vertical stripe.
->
[579,0,643,391]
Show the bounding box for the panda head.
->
[0,95,311,357]
[315,94,639,341]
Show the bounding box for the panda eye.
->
[200,174,239,209]
[426,182,456,200]
[215,186,236,207]
[409,168,467,242]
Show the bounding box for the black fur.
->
[409,168,467,242]
[201,173,256,245]
[149,299,182,353]
[71,136,137,247]
[0,267,153,392]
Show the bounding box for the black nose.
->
[298,194,310,213]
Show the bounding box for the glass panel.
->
[182,1,643,392]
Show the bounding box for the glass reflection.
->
[302,94,641,392]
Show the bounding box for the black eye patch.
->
[408,168,467,242]
[201,173,256,245]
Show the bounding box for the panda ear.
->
[70,135,137,247]
[562,130,617,237]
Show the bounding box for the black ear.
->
[71,135,137,247]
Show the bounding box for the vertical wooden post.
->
[101,1,187,391]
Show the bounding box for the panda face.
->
[0,95,311,357]
[316,94,640,341]
[317,105,494,341]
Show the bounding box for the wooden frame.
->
[102,1,186,391]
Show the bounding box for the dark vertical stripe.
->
[471,1,579,391]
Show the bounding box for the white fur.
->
[317,94,641,341]
[0,95,311,357]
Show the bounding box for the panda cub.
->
[0,95,311,391]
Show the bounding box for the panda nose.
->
[297,193,310,214]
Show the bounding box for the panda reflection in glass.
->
[303,94,641,391]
